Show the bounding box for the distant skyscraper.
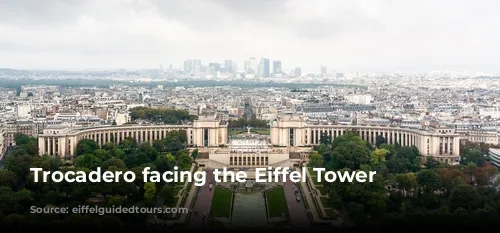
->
[294,67,302,77]
[208,63,220,78]
[192,59,202,73]
[224,60,234,73]
[244,57,257,74]
[273,61,282,74]
[336,73,344,78]
[184,59,202,74]
[244,60,250,73]
[208,63,221,72]
[183,60,193,73]
[321,65,327,74]
[258,63,264,78]
[260,57,270,77]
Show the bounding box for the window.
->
[204,129,209,147]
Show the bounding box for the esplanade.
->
[38,114,461,164]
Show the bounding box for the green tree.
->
[370,148,389,164]
[308,152,324,167]
[153,140,164,152]
[139,143,158,161]
[75,139,99,156]
[74,154,102,170]
[158,185,177,205]
[114,148,125,160]
[14,134,31,146]
[331,131,364,149]
[485,166,499,183]
[166,153,175,163]
[375,135,386,148]
[177,154,192,170]
[425,156,438,169]
[331,141,370,170]
[191,148,199,160]
[378,144,396,159]
[30,155,60,171]
[101,157,127,170]
[368,192,388,217]
[395,173,417,196]
[329,131,371,170]
[119,137,137,151]
[108,195,126,205]
[94,149,111,161]
[449,184,481,211]
[386,158,410,174]
[463,162,477,184]
[143,182,157,200]
[0,186,16,211]
[166,136,184,155]
[417,169,442,193]
[461,149,485,167]
[132,166,148,188]
[438,168,466,191]
[332,166,387,207]
[102,142,116,152]
[4,153,35,182]
[155,154,172,174]
[14,134,39,155]
[129,107,196,124]
[318,144,328,156]
[319,132,332,145]
[0,169,19,189]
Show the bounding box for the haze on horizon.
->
[0,0,499,73]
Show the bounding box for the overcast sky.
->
[0,0,499,73]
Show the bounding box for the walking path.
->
[283,179,310,227]
[189,168,215,228]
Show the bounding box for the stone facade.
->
[271,115,461,164]
[38,114,461,164]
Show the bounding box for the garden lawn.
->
[209,187,232,218]
[267,186,289,218]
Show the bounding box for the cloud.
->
[0,0,499,72]
[148,0,386,40]
[0,0,87,27]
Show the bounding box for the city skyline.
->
[0,0,499,73]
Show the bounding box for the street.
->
[283,180,310,227]
[189,168,216,228]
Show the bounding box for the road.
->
[189,168,216,228]
[283,180,310,227]
[0,147,12,169]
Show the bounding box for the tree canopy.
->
[315,133,500,229]
[0,131,193,229]
[129,106,197,124]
